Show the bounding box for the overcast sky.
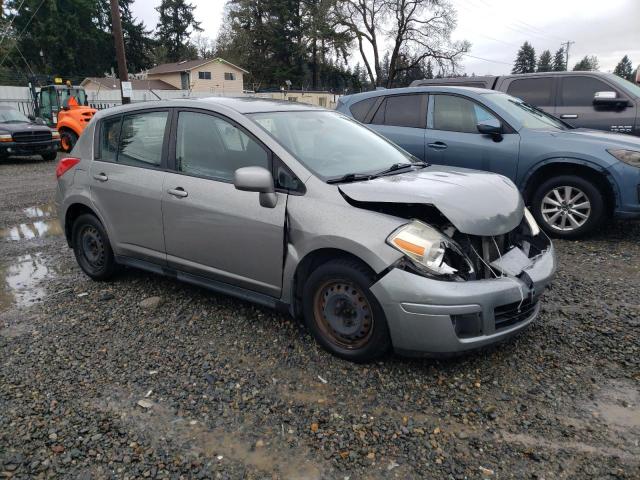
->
[132,0,640,74]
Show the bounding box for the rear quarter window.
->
[349,97,378,122]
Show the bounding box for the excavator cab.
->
[35,82,96,152]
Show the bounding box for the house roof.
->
[146,58,249,75]
[81,77,178,91]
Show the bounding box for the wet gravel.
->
[1,157,639,479]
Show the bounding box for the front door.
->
[90,109,171,264]
[162,110,287,297]
[425,94,520,180]
[555,75,637,134]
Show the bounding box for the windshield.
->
[249,110,417,180]
[605,73,640,99]
[59,88,87,107]
[487,93,569,130]
[0,108,30,123]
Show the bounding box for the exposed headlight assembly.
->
[387,220,474,278]
[607,149,640,168]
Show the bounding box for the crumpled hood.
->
[339,165,524,236]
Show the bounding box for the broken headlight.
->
[387,220,474,279]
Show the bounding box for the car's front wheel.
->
[72,214,118,280]
[531,174,606,239]
[302,259,391,362]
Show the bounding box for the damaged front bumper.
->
[370,244,556,356]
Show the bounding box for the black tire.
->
[531,174,606,239]
[72,213,118,280]
[60,130,78,153]
[302,258,391,362]
[42,151,57,161]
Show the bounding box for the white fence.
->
[0,85,339,115]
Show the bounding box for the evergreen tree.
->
[552,47,566,71]
[512,42,536,74]
[537,49,552,72]
[613,55,633,81]
[573,55,599,71]
[155,0,202,63]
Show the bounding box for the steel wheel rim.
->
[541,186,591,231]
[80,225,105,268]
[313,280,374,350]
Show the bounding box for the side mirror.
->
[477,118,502,140]
[233,166,277,208]
[593,91,627,108]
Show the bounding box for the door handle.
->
[560,114,578,119]
[427,141,448,150]
[167,187,188,198]
[93,173,108,182]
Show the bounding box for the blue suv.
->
[337,86,640,238]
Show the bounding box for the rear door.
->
[555,75,637,133]
[89,109,170,264]
[425,94,520,180]
[161,109,287,297]
[365,93,428,160]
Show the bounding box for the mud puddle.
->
[1,219,62,241]
[0,253,58,311]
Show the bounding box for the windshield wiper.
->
[326,173,373,184]
[371,161,428,178]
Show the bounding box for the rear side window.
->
[559,76,622,106]
[349,97,377,122]
[370,94,427,128]
[432,95,498,133]
[175,111,269,182]
[119,112,168,167]
[98,111,168,167]
[506,77,554,106]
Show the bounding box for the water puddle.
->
[0,253,56,311]
[1,219,63,241]
[24,203,56,218]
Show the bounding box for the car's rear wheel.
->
[531,174,606,238]
[60,130,78,152]
[302,259,391,362]
[42,152,57,161]
[72,214,118,280]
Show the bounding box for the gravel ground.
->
[1,156,639,479]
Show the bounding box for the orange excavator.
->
[30,78,97,152]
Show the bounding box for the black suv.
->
[0,106,60,161]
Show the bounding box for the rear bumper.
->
[0,140,59,156]
[370,244,556,356]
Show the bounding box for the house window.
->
[198,71,211,80]
[224,72,236,81]
[288,97,298,102]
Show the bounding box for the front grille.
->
[494,298,538,330]
[12,130,52,143]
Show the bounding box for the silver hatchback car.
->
[56,98,555,362]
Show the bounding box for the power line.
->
[0,0,26,48]
[0,0,47,69]
[462,53,512,65]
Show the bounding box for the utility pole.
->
[561,40,575,71]
[109,0,130,104]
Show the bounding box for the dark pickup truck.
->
[411,71,640,136]
[0,106,60,161]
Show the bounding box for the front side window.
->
[432,95,497,133]
[250,110,416,180]
[224,72,236,81]
[118,111,168,167]
[176,111,269,181]
[198,71,211,80]
[506,77,554,106]
[559,76,623,106]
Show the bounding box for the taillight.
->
[56,157,81,179]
